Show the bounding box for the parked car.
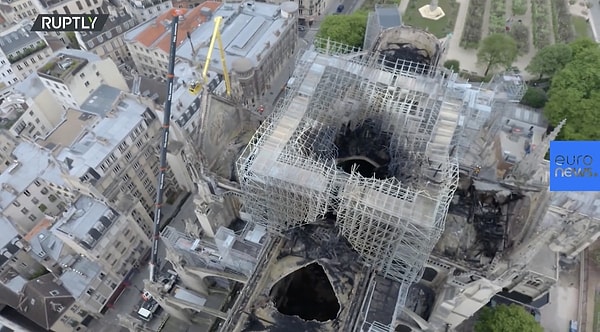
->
[298,25,306,31]
[336,4,344,13]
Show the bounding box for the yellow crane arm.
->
[202,16,232,96]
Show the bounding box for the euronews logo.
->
[550,141,600,191]
[553,154,598,178]
[31,14,109,32]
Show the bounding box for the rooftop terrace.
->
[38,56,88,82]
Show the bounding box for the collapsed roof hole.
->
[396,324,413,332]
[335,120,392,179]
[270,262,340,322]
[379,43,432,74]
[338,157,386,179]
[421,267,438,282]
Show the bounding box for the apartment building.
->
[37,0,104,46]
[23,214,134,316]
[37,49,128,110]
[0,273,90,332]
[127,1,298,108]
[0,0,42,23]
[9,74,64,140]
[123,0,172,23]
[0,129,17,172]
[75,2,136,65]
[24,217,73,276]
[53,85,180,215]
[0,11,9,30]
[0,216,46,280]
[0,54,18,86]
[0,141,74,236]
[52,196,152,282]
[296,0,325,20]
[58,254,124,315]
[0,22,53,81]
[124,1,221,79]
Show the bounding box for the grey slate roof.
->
[375,5,402,29]
[59,255,102,299]
[80,84,122,117]
[0,24,44,55]
[0,273,75,330]
[78,4,134,45]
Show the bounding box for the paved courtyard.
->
[540,266,580,332]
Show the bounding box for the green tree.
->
[569,37,598,57]
[477,34,518,76]
[443,59,460,72]
[520,87,547,108]
[475,304,543,332]
[526,43,573,79]
[316,11,368,48]
[544,39,600,140]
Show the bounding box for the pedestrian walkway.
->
[444,0,480,73]
[427,0,538,77]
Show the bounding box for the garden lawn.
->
[572,16,593,38]
[402,0,459,38]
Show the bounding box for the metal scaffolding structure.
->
[236,40,460,296]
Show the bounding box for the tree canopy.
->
[544,38,600,140]
[316,11,368,49]
[526,43,572,79]
[443,59,460,72]
[475,304,543,332]
[477,34,518,76]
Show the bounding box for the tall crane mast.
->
[189,16,232,96]
[149,8,187,283]
[203,16,231,96]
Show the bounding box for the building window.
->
[62,5,70,14]
[23,190,31,196]
[13,201,20,207]
[113,164,121,174]
[21,207,29,214]
[41,187,48,195]
[122,174,130,182]
[79,72,85,78]
[29,214,36,221]
[48,195,57,202]
[76,0,83,9]
[84,81,90,87]
[32,197,39,204]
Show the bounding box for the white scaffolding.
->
[236,39,460,293]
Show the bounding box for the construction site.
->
[230,24,462,330]
[110,7,600,332]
